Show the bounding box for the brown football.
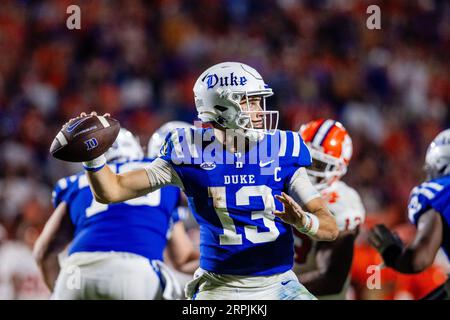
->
[50,115,120,162]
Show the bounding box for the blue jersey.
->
[408,175,450,259]
[160,127,312,276]
[52,159,181,261]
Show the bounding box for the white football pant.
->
[52,252,181,300]
[185,268,317,300]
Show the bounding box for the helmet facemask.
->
[193,62,280,142]
[213,87,279,142]
[306,148,348,191]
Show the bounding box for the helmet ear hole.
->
[214,105,228,112]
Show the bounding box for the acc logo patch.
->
[200,161,216,170]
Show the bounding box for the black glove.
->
[368,224,404,268]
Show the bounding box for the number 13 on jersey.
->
[208,186,281,245]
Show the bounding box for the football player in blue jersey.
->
[67,62,339,300]
[147,121,201,289]
[369,128,450,299]
[34,128,199,299]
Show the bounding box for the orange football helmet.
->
[299,119,353,190]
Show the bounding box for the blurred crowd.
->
[0,0,449,299]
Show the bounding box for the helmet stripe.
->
[301,118,325,144]
[311,120,335,147]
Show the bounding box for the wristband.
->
[83,154,107,172]
[296,212,319,236]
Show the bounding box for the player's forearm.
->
[39,253,61,291]
[376,211,442,274]
[308,206,339,241]
[316,213,339,241]
[375,237,433,274]
[86,165,118,203]
[391,247,434,274]
[394,210,443,273]
[33,202,71,290]
[34,249,61,291]
[287,168,338,241]
[86,165,151,203]
[33,203,69,266]
[87,157,181,204]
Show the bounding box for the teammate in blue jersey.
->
[369,128,450,299]
[68,62,339,300]
[34,128,199,299]
[147,120,201,289]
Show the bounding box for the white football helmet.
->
[424,128,450,179]
[104,128,144,163]
[193,62,278,141]
[147,121,194,158]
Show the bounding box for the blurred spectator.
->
[0,218,50,300]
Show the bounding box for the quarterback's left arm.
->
[299,229,358,295]
[274,168,338,241]
[33,202,74,290]
[369,209,443,274]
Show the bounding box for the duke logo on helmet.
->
[204,72,248,89]
[193,62,279,142]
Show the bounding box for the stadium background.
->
[0,0,449,299]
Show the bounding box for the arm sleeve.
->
[287,167,321,206]
[144,158,184,191]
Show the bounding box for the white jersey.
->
[293,181,365,299]
[0,241,50,300]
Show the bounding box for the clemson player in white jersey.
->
[292,119,366,299]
